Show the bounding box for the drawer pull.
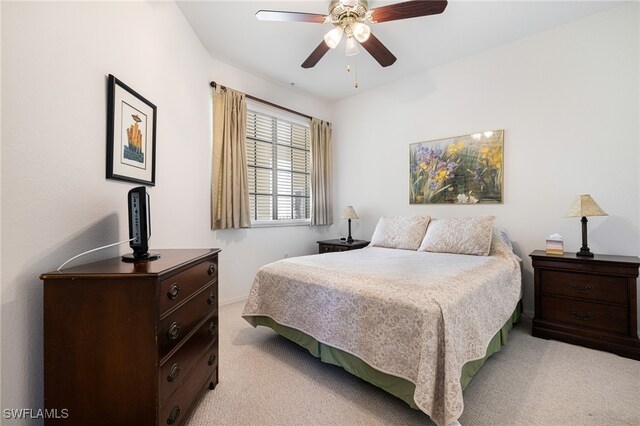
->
[167,406,180,425]
[168,322,181,341]
[207,264,217,276]
[167,283,180,300]
[208,353,217,366]
[207,292,216,305]
[167,363,180,382]
[569,283,593,293]
[570,309,593,321]
[208,322,217,335]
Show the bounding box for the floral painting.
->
[410,130,504,204]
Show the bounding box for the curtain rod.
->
[210,81,313,121]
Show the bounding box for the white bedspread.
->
[243,234,521,425]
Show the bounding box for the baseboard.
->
[220,294,248,306]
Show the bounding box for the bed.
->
[242,217,521,426]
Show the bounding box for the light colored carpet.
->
[187,301,640,426]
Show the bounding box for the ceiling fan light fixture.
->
[345,36,360,56]
[324,27,343,49]
[262,0,447,70]
[351,22,371,42]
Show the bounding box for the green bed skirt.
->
[251,301,521,410]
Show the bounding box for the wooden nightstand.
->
[530,250,640,360]
[317,239,370,254]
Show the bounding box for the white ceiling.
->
[177,1,625,102]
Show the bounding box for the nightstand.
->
[530,250,640,360]
[317,239,370,254]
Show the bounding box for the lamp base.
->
[576,217,594,257]
[576,248,594,258]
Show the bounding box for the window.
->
[245,101,311,226]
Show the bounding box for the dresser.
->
[317,239,370,254]
[41,249,220,425]
[530,250,640,360]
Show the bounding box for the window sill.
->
[251,219,310,228]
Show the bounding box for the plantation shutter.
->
[246,104,311,223]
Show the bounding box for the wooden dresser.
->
[41,248,220,425]
[530,250,640,360]
[317,239,370,254]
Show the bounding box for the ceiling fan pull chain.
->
[354,57,359,89]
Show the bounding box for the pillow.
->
[369,215,431,250]
[494,227,513,251]
[490,227,523,262]
[418,216,495,256]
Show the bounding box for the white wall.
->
[331,3,640,320]
[0,0,330,417]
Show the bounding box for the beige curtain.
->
[310,118,333,225]
[211,86,251,230]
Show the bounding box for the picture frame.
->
[106,74,157,186]
[409,129,504,204]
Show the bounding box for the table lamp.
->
[565,194,608,257]
[341,206,359,243]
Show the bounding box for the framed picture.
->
[106,74,157,186]
[410,129,504,204]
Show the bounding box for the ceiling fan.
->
[256,0,448,69]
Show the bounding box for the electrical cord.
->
[57,238,134,271]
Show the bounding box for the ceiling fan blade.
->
[302,41,331,69]
[369,0,448,23]
[361,34,397,67]
[256,10,327,23]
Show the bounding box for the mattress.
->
[243,233,521,425]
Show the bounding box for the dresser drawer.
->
[317,240,370,254]
[532,258,638,276]
[160,313,218,403]
[160,259,218,315]
[320,245,344,253]
[319,245,334,254]
[541,296,628,335]
[161,345,218,426]
[540,270,628,305]
[160,284,217,358]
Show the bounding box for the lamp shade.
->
[565,194,608,218]
[324,27,343,49]
[352,22,371,43]
[345,36,359,56]
[341,205,359,220]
